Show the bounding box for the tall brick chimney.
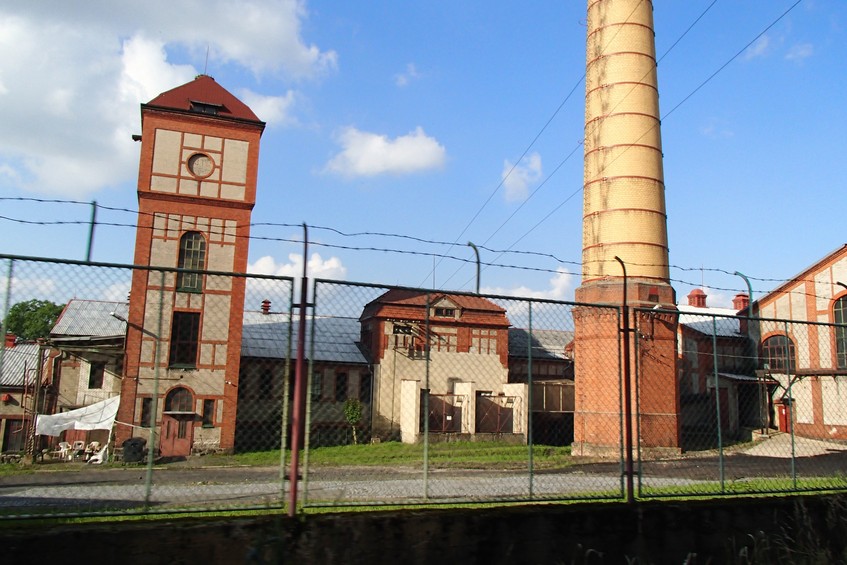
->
[572,0,680,456]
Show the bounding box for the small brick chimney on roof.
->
[4,333,16,348]
[733,293,750,312]
[261,299,271,315]
[687,288,707,308]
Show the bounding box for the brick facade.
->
[116,76,264,455]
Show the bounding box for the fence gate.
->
[420,393,463,433]
[476,394,516,434]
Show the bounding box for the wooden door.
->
[160,414,193,457]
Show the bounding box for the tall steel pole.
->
[288,224,309,516]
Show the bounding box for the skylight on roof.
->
[189,101,222,115]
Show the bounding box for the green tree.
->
[343,398,363,445]
[3,299,65,340]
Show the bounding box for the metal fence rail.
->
[2,254,847,520]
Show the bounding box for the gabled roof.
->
[241,312,367,364]
[144,74,263,124]
[508,328,573,360]
[360,289,507,321]
[755,243,847,307]
[0,341,44,387]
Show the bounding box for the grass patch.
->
[215,441,573,470]
[639,475,847,499]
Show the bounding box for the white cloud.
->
[502,152,542,202]
[744,35,772,60]
[239,89,298,126]
[699,118,734,140]
[324,126,446,177]
[394,63,421,87]
[249,253,347,280]
[785,43,813,62]
[0,1,335,197]
[482,268,574,301]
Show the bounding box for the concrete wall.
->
[6,495,847,564]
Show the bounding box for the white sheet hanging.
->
[35,396,120,436]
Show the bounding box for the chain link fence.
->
[2,255,847,519]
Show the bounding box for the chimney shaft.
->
[261,299,271,315]
[5,333,16,348]
[582,0,669,284]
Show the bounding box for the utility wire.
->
[456,0,722,289]
[0,196,830,288]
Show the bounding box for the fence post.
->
[527,301,534,498]
[144,270,165,508]
[423,292,431,499]
[0,259,14,387]
[614,256,635,504]
[278,282,294,501]
[711,317,724,492]
[785,320,797,489]
[288,224,309,516]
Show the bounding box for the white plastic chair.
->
[54,441,72,461]
[87,446,108,465]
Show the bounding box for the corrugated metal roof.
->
[508,328,573,359]
[241,311,367,364]
[0,342,43,387]
[50,301,367,364]
[51,299,129,337]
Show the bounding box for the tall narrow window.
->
[762,335,796,373]
[836,296,847,369]
[202,399,215,427]
[335,372,348,402]
[359,372,372,403]
[169,312,200,367]
[140,398,153,428]
[88,362,105,389]
[311,371,323,402]
[177,232,206,292]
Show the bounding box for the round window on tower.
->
[187,153,214,178]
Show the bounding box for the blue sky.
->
[0,1,844,308]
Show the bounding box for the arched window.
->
[165,387,193,413]
[835,296,847,369]
[762,335,796,373]
[177,232,206,292]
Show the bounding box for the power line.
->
[0,197,830,293]
[455,0,722,289]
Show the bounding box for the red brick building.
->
[755,244,847,440]
[116,75,265,456]
[359,290,525,443]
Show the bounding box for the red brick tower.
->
[572,0,680,456]
[116,76,265,455]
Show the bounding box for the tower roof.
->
[143,74,262,124]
